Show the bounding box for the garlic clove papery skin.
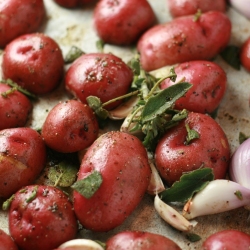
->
[229,138,250,189]
[57,239,104,250]
[229,0,250,19]
[154,194,196,232]
[183,179,250,220]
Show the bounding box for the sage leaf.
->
[64,45,84,64]
[48,161,78,187]
[71,170,103,199]
[220,45,241,70]
[160,168,214,203]
[185,123,200,145]
[141,82,192,123]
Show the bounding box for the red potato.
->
[2,33,64,95]
[0,127,46,198]
[106,231,181,250]
[137,11,231,71]
[0,229,18,250]
[53,0,94,8]
[240,37,250,72]
[73,131,151,232]
[167,0,226,18]
[41,100,99,153]
[0,0,45,48]
[0,83,32,130]
[201,230,250,249]
[65,53,133,110]
[160,60,227,114]
[155,112,230,186]
[93,0,156,45]
[8,185,78,250]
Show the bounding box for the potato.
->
[0,229,18,250]
[137,11,231,71]
[73,131,151,232]
[167,0,226,17]
[0,127,46,198]
[160,60,227,114]
[240,37,250,72]
[0,0,45,48]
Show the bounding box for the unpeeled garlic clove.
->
[57,239,104,250]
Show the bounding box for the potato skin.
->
[8,185,78,250]
[106,231,181,250]
[2,33,64,95]
[41,100,99,153]
[201,230,250,250]
[160,60,227,113]
[0,0,45,48]
[0,229,18,250]
[155,112,230,186]
[137,11,231,71]
[240,37,250,72]
[0,83,32,130]
[65,53,133,110]
[73,131,151,232]
[167,0,226,17]
[0,128,46,198]
[53,0,94,8]
[93,0,156,45]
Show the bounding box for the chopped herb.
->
[186,233,202,242]
[220,45,241,70]
[26,186,38,203]
[234,190,243,200]
[64,46,84,64]
[2,194,15,211]
[185,123,200,145]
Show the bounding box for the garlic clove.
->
[108,95,139,120]
[154,194,196,232]
[57,239,104,250]
[183,179,250,220]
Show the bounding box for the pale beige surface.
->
[1,0,250,249]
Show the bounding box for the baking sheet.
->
[1,0,250,249]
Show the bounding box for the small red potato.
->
[155,112,230,186]
[167,0,226,18]
[0,83,32,130]
[73,131,151,232]
[8,185,78,250]
[240,37,250,72]
[0,127,46,198]
[2,33,64,95]
[0,229,18,250]
[137,11,231,71]
[106,231,181,250]
[201,230,250,250]
[0,0,45,48]
[160,60,227,114]
[65,53,133,110]
[93,0,156,45]
[41,100,99,153]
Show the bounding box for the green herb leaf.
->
[234,190,243,200]
[48,161,78,187]
[160,168,214,203]
[141,82,192,123]
[71,170,103,199]
[185,123,200,145]
[186,233,202,242]
[2,194,15,211]
[220,45,241,70]
[239,132,249,144]
[26,186,38,203]
[86,96,109,120]
[64,46,84,64]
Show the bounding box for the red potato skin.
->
[106,231,181,250]
[167,0,226,17]
[93,0,156,45]
[8,185,78,250]
[0,229,18,250]
[41,100,99,153]
[201,230,250,250]
[2,33,64,95]
[137,11,231,71]
[0,83,32,130]
[0,127,46,198]
[240,37,250,72]
[155,112,230,186]
[53,0,94,8]
[65,53,133,110]
[0,0,45,48]
[160,61,227,114]
[73,131,151,232]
